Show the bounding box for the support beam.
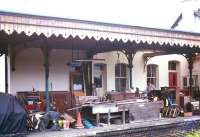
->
[42,45,50,112]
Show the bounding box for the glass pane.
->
[147,65,151,77]
[152,66,157,77]
[120,78,127,92]
[193,75,198,86]
[72,74,82,90]
[94,75,102,88]
[152,78,156,86]
[115,78,120,92]
[147,65,157,77]
[115,64,120,77]
[169,61,176,70]
[183,77,187,87]
[121,64,127,77]
[94,64,103,88]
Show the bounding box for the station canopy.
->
[0,11,200,54]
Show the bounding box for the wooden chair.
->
[162,98,181,118]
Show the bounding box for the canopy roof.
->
[0,11,200,48]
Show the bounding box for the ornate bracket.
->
[182,53,197,74]
[143,51,167,71]
[143,56,153,71]
[121,50,135,68]
[41,41,52,68]
[121,50,136,89]
[10,45,27,71]
[182,53,197,99]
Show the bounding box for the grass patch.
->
[185,129,200,137]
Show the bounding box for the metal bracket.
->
[143,51,167,71]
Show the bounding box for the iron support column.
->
[188,55,194,99]
[124,51,135,89]
[128,56,133,89]
[5,47,8,94]
[185,54,195,100]
[43,46,50,112]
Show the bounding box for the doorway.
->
[169,72,177,88]
[93,63,107,97]
[168,61,179,88]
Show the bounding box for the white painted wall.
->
[9,48,189,95]
[10,48,86,95]
[0,55,5,92]
[147,54,188,89]
[95,52,188,91]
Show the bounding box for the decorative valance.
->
[0,12,200,47]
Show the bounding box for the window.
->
[168,61,177,70]
[115,63,127,92]
[183,75,198,87]
[147,64,158,88]
[94,64,103,88]
[192,75,198,87]
[183,77,187,87]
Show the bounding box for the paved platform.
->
[27,116,200,137]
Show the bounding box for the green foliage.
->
[186,130,200,137]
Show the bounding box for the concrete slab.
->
[27,116,200,137]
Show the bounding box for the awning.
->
[0,11,200,47]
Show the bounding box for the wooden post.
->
[175,87,180,106]
[108,109,111,126]
[122,107,126,125]
[96,113,100,127]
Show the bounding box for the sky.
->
[0,0,199,29]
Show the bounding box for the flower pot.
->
[184,112,193,117]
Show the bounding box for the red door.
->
[169,72,177,88]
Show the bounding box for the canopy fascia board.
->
[0,11,200,47]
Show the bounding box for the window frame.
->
[147,64,158,89]
[115,63,128,92]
